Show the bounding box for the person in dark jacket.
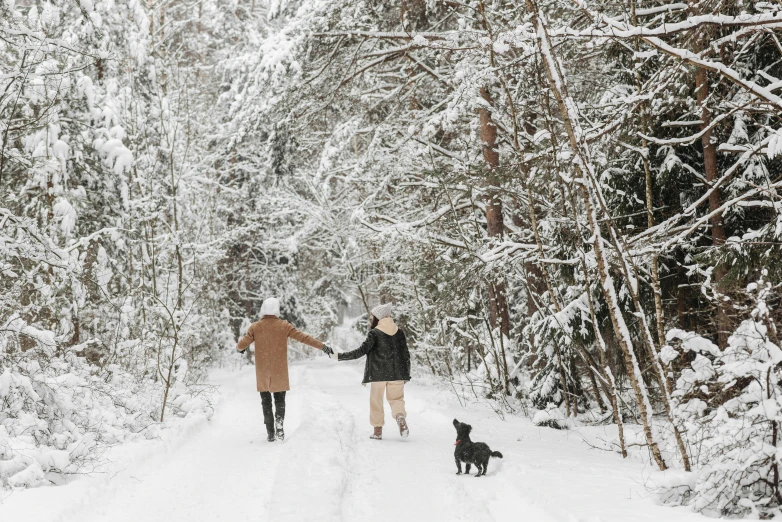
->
[332,303,411,440]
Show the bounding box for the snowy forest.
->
[3,0,782,518]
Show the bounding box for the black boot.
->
[260,392,276,442]
[273,391,286,441]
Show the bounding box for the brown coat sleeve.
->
[237,323,255,351]
[286,323,324,349]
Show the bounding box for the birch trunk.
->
[565,185,627,457]
[630,0,668,360]
[527,0,666,470]
[585,176,691,469]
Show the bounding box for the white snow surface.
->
[1,360,706,522]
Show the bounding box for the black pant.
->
[260,391,286,433]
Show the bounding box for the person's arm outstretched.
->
[237,324,254,354]
[337,331,377,361]
[287,323,333,355]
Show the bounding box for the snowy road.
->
[3,359,706,522]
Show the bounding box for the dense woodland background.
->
[3,0,782,516]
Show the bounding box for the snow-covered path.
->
[3,359,706,522]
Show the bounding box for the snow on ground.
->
[1,359,707,522]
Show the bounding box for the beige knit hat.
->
[370,303,393,320]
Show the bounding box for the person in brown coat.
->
[237,297,333,442]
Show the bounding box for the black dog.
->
[453,419,503,477]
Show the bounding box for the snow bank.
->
[532,405,566,430]
[0,317,214,491]
[659,276,782,517]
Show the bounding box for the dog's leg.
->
[455,457,462,475]
[483,459,489,476]
[465,463,471,475]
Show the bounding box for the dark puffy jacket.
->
[338,328,411,383]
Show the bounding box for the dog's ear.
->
[465,424,472,434]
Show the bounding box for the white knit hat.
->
[371,303,392,320]
[260,297,280,317]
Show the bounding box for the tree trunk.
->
[677,261,689,328]
[582,350,608,413]
[541,10,690,467]
[479,86,511,338]
[570,186,627,456]
[769,366,782,504]
[630,0,668,361]
[555,346,571,415]
[528,0,667,470]
[695,66,729,349]
[588,186,690,469]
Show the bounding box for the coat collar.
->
[375,317,398,336]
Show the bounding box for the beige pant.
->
[369,381,406,427]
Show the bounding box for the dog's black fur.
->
[453,419,503,477]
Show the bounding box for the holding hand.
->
[322,344,339,361]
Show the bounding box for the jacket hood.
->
[260,297,280,317]
[375,317,398,336]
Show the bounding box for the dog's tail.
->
[491,451,503,459]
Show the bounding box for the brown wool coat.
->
[237,316,324,392]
